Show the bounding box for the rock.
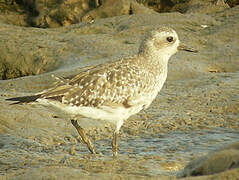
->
[80,0,156,23]
[0,1,28,26]
[135,0,236,13]
[172,0,230,14]
[0,0,237,28]
[81,0,131,21]
[0,0,156,28]
[30,0,92,28]
[178,142,239,177]
[226,0,239,7]
[0,23,62,79]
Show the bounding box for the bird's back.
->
[40,56,159,110]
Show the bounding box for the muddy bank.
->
[0,71,238,179]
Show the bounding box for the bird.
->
[6,26,197,156]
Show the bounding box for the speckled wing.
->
[41,59,151,108]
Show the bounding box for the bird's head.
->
[139,27,197,60]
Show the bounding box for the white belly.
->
[37,98,137,127]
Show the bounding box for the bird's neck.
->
[137,49,169,76]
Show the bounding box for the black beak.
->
[178,43,198,53]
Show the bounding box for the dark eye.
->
[167,36,174,42]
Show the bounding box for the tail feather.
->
[6,94,41,105]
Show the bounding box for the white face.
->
[139,27,197,59]
[150,30,180,58]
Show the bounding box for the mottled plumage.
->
[42,57,159,108]
[6,26,197,156]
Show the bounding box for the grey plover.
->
[6,26,197,156]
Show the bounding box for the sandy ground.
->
[0,5,239,180]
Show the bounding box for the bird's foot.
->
[71,119,96,154]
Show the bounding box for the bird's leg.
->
[112,130,119,157]
[71,120,96,154]
[112,120,123,157]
